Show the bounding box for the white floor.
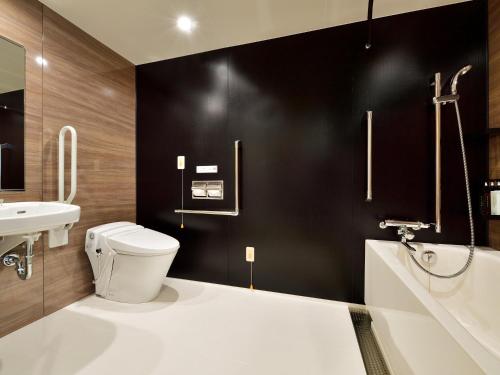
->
[0,278,366,375]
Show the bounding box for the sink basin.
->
[0,202,80,237]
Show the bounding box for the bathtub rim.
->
[365,239,500,374]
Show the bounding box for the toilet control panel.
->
[192,180,224,200]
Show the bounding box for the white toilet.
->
[85,222,179,303]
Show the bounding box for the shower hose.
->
[403,101,474,278]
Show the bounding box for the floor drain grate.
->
[349,306,390,375]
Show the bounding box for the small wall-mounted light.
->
[176,16,196,33]
[35,56,48,67]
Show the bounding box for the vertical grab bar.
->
[434,73,442,233]
[366,111,373,202]
[58,126,77,204]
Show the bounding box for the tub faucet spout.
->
[397,227,415,243]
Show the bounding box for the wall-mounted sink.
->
[0,201,80,280]
[0,201,80,237]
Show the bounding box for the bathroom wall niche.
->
[0,36,25,191]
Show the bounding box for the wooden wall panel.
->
[489,0,500,248]
[490,0,500,129]
[0,0,44,338]
[41,7,136,314]
[0,0,135,336]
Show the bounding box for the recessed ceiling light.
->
[176,16,196,33]
[35,56,48,66]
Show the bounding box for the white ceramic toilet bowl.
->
[85,222,179,303]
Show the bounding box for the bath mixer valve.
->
[397,227,415,243]
[379,219,432,243]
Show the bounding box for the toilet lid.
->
[107,228,180,256]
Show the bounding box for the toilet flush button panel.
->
[196,165,217,173]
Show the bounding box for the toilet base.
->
[100,251,177,303]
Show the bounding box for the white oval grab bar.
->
[58,125,77,204]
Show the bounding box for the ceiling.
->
[39,0,468,66]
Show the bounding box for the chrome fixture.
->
[393,65,474,279]
[398,227,415,243]
[365,0,374,49]
[451,65,472,95]
[192,180,224,200]
[379,220,431,231]
[379,220,431,244]
[421,250,437,266]
[366,111,373,202]
[433,72,442,233]
[1,233,40,280]
[433,94,460,105]
[175,140,240,216]
[430,66,472,233]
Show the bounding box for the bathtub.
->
[365,239,500,374]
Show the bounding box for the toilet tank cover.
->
[107,228,180,256]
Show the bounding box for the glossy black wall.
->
[137,1,487,304]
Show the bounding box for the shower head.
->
[451,65,472,95]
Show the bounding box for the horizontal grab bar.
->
[174,209,239,216]
[174,140,240,217]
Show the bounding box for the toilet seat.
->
[108,228,179,256]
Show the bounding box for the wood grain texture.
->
[0,0,43,202]
[0,0,44,338]
[41,6,135,314]
[490,136,500,179]
[0,0,135,337]
[490,0,500,248]
[489,221,500,249]
[490,0,500,129]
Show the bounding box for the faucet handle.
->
[397,227,415,242]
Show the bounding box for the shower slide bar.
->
[434,73,442,233]
[58,125,77,204]
[175,140,240,216]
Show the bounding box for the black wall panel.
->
[137,1,488,303]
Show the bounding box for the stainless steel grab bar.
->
[366,111,373,202]
[434,73,442,233]
[175,140,240,216]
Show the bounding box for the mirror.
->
[0,36,25,191]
